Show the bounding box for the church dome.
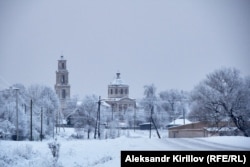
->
[111,73,127,86]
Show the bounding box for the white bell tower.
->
[55,55,70,109]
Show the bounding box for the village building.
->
[104,72,136,113]
[168,121,242,138]
[166,117,192,128]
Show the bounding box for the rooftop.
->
[110,72,128,86]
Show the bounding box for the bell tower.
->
[55,55,70,109]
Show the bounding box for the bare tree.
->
[190,68,250,136]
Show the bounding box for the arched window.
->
[62,63,65,69]
[115,88,118,94]
[121,89,123,94]
[61,75,65,83]
[125,88,128,94]
[110,89,113,94]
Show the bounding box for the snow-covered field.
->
[0,128,250,167]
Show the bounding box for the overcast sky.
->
[0,0,249,99]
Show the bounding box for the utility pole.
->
[53,109,55,139]
[149,105,153,139]
[58,110,60,132]
[14,88,19,141]
[30,99,33,141]
[56,110,58,134]
[111,105,114,121]
[24,104,26,115]
[94,96,101,139]
[40,107,43,141]
[183,108,185,125]
[134,107,136,132]
[149,104,161,139]
[94,104,98,139]
[151,117,161,139]
[98,96,101,139]
[94,113,97,139]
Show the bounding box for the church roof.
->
[104,97,136,102]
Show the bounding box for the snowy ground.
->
[0,128,250,167]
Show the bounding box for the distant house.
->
[118,122,128,129]
[168,121,207,138]
[65,101,111,127]
[139,123,154,130]
[65,108,80,127]
[168,121,241,138]
[166,118,192,128]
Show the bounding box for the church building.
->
[104,72,136,113]
[55,55,70,110]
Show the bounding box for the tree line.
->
[0,67,249,140]
[141,67,250,137]
[0,84,59,140]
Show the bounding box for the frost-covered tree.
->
[159,89,189,122]
[0,90,16,125]
[0,84,29,139]
[123,106,136,128]
[27,84,59,139]
[74,94,98,139]
[0,84,61,140]
[190,68,250,137]
[140,84,165,128]
[141,84,157,116]
[64,95,79,123]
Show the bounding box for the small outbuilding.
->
[139,123,154,130]
[168,121,241,138]
[168,121,208,138]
